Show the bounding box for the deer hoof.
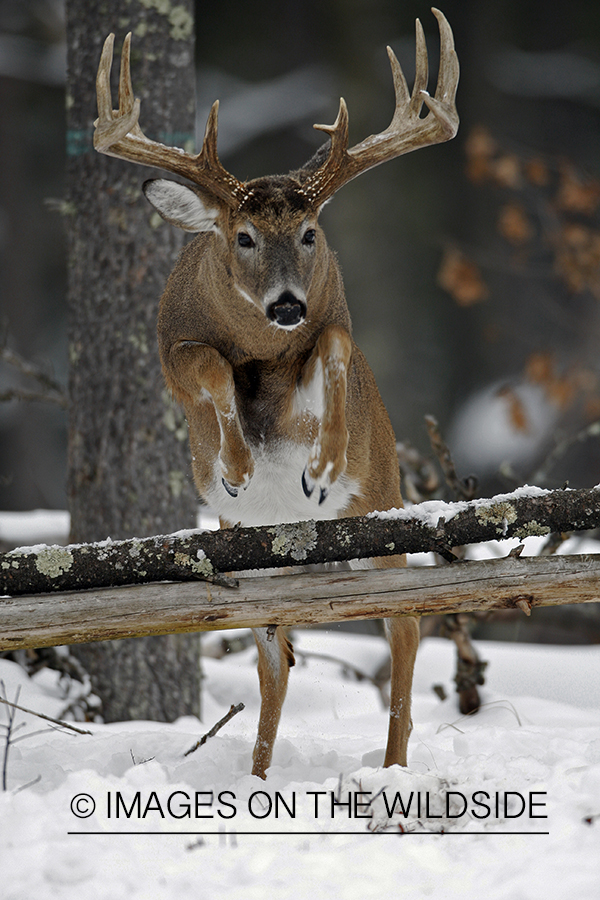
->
[222,478,238,498]
[318,486,329,505]
[301,467,314,499]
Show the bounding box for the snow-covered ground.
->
[0,632,599,898]
[1,512,599,898]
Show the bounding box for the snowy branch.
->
[1,484,599,598]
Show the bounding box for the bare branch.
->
[0,388,68,408]
[0,696,92,735]
[2,484,599,598]
[425,414,478,500]
[532,420,600,485]
[184,703,245,756]
[1,552,599,652]
[0,344,68,409]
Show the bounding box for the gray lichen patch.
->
[168,469,186,499]
[475,501,518,535]
[128,540,143,559]
[138,0,194,40]
[270,521,318,562]
[175,549,214,578]
[34,546,74,578]
[515,520,551,539]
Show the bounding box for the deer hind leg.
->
[300,324,352,505]
[367,555,419,768]
[383,613,420,767]
[167,340,254,494]
[251,626,295,779]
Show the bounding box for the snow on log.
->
[1,485,600,597]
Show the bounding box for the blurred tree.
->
[65,0,201,721]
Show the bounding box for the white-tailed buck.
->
[94,9,459,778]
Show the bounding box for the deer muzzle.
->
[267,291,307,329]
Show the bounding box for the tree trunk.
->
[65,0,200,721]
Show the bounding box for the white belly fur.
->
[204,441,360,527]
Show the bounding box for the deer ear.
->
[143,179,220,232]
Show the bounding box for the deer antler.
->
[93,33,244,208]
[300,8,459,207]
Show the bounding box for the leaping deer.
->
[94,8,459,778]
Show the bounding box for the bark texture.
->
[2,553,599,652]
[2,485,599,595]
[65,0,200,721]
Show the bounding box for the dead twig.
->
[0,695,93,736]
[0,342,68,409]
[396,441,440,503]
[532,421,600,486]
[1,681,20,791]
[184,702,245,756]
[0,388,67,408]
[425,414,478,501]
[294,648,390,708]
[440,614,487,715]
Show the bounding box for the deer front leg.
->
[251,626,295,779]
[165,340,254,495]
[300,325,352,505]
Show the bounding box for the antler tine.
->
[431,7,460,104]
[386,44,410,111]
[314,98,350,153]
[302,8,459,208]
[409,18,428,117]
[420,8,460,138]
[95,33,114,127]
[94,33,144,152]
[118,32,137,121]
[201,100,222,168]
[93,34,243,208]
[313,99,350,164]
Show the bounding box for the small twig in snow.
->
[0,696,92,735]
[184,703,245,756]
[1,681,21,791]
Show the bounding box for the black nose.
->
[267,291,307,328]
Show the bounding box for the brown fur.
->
[153,186,419,777]
[93,12,460,776]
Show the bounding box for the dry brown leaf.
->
[437,247,489,306]
[525,158,550,187]
[498,203,534,245]
[497,385,529,433]
[556,166,600,215]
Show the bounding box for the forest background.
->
[1,0,600,513]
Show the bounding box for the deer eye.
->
[302,229,316,246]
[237,232,254,248]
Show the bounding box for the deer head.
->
[94,9,458,331]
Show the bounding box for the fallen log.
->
[1,553,599,651]
[1,485,599,596]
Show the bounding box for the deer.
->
[93,8,459,779]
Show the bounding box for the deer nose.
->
[267,291,307,329]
